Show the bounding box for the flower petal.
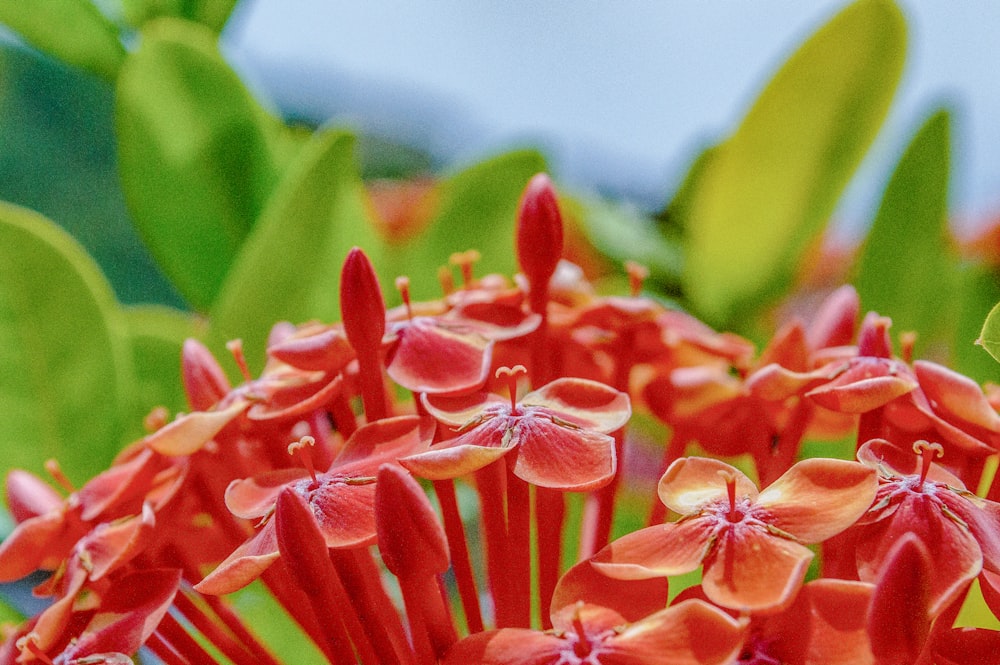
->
[400,442,512,481]
[606,599,747,665]
[224,468,308,520]
[422,392,505,428]
[657,457,758,516]
[307,478,379,549]
[551,559,668,623]
[267,325,354,373]
[441,629,564,665]
[914,359,1000,432]
[592,520,714,580]
[702,525,813,612]
[333,415,435,475]
[756,458,876,542]
[512,418,616,491]
[195,524,280,595]
[866,535,932,665]
[144,400,250,456]
[806,375,917,413]
[386,317,493,394]
[522,378,631,433]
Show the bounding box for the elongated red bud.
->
[516,174,563,309]
[375,464,449,579]
[340,247,386,355]
[181,339,231,411]
[867,534,933,665]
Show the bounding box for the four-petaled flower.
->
[401,365,631,491]
[594,456,877,611]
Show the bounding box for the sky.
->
[222,0,1000,237]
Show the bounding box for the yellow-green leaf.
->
[116,18,283,311]
[681,0,906,327]
[0,0,125,80]
[0,202,132,486]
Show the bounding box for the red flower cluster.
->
[3,173,1000,664]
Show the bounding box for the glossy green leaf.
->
[399,150,547,302]
[209,129,377,366]
[116,18,282,311]
[121,305,201,439]
[0,0,125,80]
[680,0,906,326]
[976,300,1000,366]
[853,109,953,355]
[0,203,132,486]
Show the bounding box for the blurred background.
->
[220,0,1000,234]
[2,0,999,310]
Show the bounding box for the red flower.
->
[195,416,433,594]
[851,438,1000,615]
[401,366,630,491]
[594,457,876,611]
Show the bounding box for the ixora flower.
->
[850,438,1000,616]
[442,558,746,665]
[400,365,631,491]
[195,415,433,595]
[594,456,877,612]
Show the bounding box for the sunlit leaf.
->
[853,109,954,354]
[116,17,283,311]
[0,0,125,80]
[121,305,201,439]
[209,129,377,366]
[953,265,1000,382]
[398,150,547,302]
[680,0,906,327]
[976,300,1000,366]
[0,203,132,486]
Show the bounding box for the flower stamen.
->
[226,339,253,383]
[912,440,944,486]
[288,435,319,486]
[625,260,649,298]
[495,365,528,413]
[395,276,413,321]
[44,458,75,494]
[718,470,742,522]
[450,249,481,288]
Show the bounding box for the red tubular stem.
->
[475,460,512,628]
[358,355,390,422]
[157,612,225,665]
[760,401,813,486]
[330,390,358,439]
[331,548,416,665]
[535,486,564,629]
[506,468,533,628]
[172,591,267,665]
[147,632,187,665]
[433,478,484,633]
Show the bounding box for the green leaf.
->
[209,129,377,366]
[680,0,906,327]
[976,300,1000,366]
[121,0,239,32]
[116,18,283,311]
[0,0,125,80]
[571,196,682,291]
[121,305,201,438]
[954,264,1000,382]
[853,109,953,354]
[399,149,547,302]
[0,202,133,487]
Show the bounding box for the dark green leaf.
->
[0,203,132,487]
[0,0,125,80]
[209,129,377,366]
[121,305,201,439]
[116,17,283,311]
[680,0,906,326]
[853,109,953,355]
[399,150,547,302]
